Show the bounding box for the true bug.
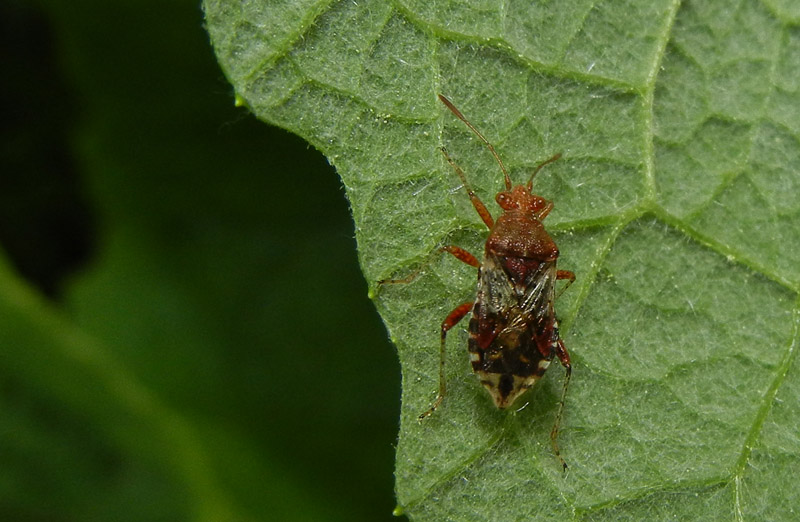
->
[382,95,575,469]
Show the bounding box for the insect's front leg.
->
[419,301,474,420]
[440,147,495,230]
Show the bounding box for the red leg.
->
[556,269,575,298]
[550,339,572,471]
[378,246,480,285]
[441,147,495,230]
[556,269,575,282]
[419,301,474,420]
[441,245,480,268]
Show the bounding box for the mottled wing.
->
[468,252,559,408]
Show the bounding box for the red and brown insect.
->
[382,94,575,469]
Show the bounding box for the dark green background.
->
[1,0,401,520]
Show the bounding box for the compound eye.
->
[496,192,516,209]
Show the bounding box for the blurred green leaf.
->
[1,0,399,521]
[205,0,800,519]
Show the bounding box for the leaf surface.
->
[205,0,800,519]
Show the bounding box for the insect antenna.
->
[438,94,512,190]
[526,153,562,190]
[528,152,561,191]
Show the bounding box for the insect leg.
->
[378,246,480,285]
[551,339,572,471]
[440,245,480,268]
[556,269,576,298]
[440,147,495,230]
[419,301,474,420]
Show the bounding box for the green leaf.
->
[3,1,399,520]
[205,0,800,519]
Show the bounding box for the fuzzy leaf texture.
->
[205,0,800,520]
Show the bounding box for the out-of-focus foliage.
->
[0,1,400,521]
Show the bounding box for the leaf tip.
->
[233,93,248,108]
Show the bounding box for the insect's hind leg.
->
[419,301,474,420]
[550,339,572,471]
